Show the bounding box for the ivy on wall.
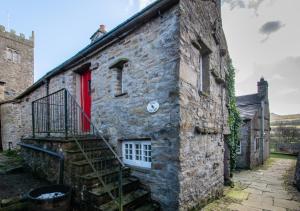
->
[227,59,241,171]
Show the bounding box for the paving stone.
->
[244,188,263,195]
[228,203,262,211]
[203,159,299,210]
[227,190,249,200]
[274,198,300,210]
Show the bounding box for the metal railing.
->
[32,88,125,210]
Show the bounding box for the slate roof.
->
[236,94,262,120]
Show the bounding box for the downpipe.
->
[19,143,65,184]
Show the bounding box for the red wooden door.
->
[80,70,91,132]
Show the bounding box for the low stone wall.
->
[295,153,300,191]
[271,143,300,155]
[20,138,75,185]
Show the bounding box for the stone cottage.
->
[0,25,34,150]
[1,0,231,210]
[236,78,270,169]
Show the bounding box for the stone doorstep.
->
[274,198,300,210]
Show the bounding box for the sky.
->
[0,0,299,115]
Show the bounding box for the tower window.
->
[5,47,20,63]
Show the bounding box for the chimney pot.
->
[99,24,106,33]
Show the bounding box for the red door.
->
[80,70,91,132]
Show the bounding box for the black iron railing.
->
[32,88,96,138]
[32,88,125,210]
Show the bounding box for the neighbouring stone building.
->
[0,25,34,150]
[0,0,231,210]
[236,78,270,169]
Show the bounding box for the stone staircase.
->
[64,138,160,211]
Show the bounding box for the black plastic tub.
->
[27,185,71,211]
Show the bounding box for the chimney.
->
[99,25,106,33]
[257,77,268,100]
[90,24,107,43]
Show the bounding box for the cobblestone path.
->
[203,158,300,211]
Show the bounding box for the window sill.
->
[125,164,151,174]
[115,92,128,97]
[198,90,210,97]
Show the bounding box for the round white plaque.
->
[147,101,159,113]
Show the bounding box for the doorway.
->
[80,70,91,132]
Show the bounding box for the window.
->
[192,41,211,95]
[236,140,242,155]
[198,53,210,94]
[5,47,20,63]
[254,137,260,152]
[115,69,123,96]
[109,58,129,97]
[122,140,151,168]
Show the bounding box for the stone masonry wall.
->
[0,25,34,100]
[0,102,21,150]
[89,6,181,210]
[236,120,251,169]
[178,0,230,209]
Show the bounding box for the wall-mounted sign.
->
[147,101,159,113]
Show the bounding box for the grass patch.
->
[3,150,19,158]
[270,152,297,160]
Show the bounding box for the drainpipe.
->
[19,143,64,184]
[260,100,265,164]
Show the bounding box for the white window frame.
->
[122,140,151,168]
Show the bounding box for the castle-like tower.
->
[0,25,34,101]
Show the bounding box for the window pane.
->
[143,144,152,163]
[135,144,141,160]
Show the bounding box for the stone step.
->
[71,156,117,175]
[90,177,139,196]
[134,201,160,211]
[65,147,112,162]
[78,167,131,187]
[66,139,109,151]
[96,189,150,211]
[86,177,140,205]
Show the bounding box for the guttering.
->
[19,143,64,184]
[16,0,179,100]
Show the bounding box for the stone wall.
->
[0,102,22,150]
[0,25,34,100]
[177,0,230,209]
[295,153,300,191]
[89,6,181,210]
[236,120,251,169]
